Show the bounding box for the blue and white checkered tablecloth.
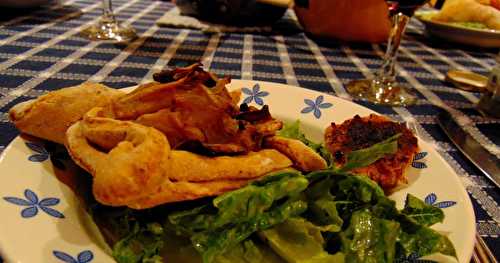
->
[0,0,498,262]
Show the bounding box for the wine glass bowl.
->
[346,0,429,106]
[80,0,137,43]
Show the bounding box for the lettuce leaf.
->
[340,210,400,263]
[401,194,444,227]
[168,170,309,263]
[215,240,263,263]
[337,134,400,173]
[193,197,307,263]
[259,218,345,263]
[112,222,164,263]
[397,215,457,259]
[168,170,308,234]
[300,171,456,262]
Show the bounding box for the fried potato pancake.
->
[325,114,418,191]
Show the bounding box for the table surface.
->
[0,0,498,262]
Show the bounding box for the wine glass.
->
[80,0,137,42]
[346,0,429,106]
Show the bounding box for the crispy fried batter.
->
[264,136,327,172]
[325,114,418,191]
[66,108,292,208]
[101,65,281,153]
[9,83,124,144]
[128,179,250,209]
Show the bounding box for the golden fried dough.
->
[66,109,293,208]
[264,136,327,172]
[128,179,251,209]
[9,82,124,144]
[169,149,292,182]
[66,110,171,206]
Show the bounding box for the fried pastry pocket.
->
[9,82,124,144]
[66,108,292,208]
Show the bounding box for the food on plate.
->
[431,0,500,30]
[325,114,418,191]
[263,136,327,172]
[9,82,124,144]
[66,108,292,208]
[7,64,457,263]
[89,124,456,263]
[102,63,284,155]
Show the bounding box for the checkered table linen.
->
[0,0,498,262]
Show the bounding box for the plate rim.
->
[0,79,476,263]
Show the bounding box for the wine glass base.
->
[346,79,417,106]
[81,19,137,43]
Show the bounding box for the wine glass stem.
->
[376,12,410,83]
[102,0,116,22]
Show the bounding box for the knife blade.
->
[437,111,500,188]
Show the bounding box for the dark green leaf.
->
[215,240,264,263]
[308,199,343,232]
[338,134,400,172]
[259,218,345,263]
[398,217,457,259]
[192,198,308,263]
[340,209,400,263]
[401,194,444,227]
[112,222,164,263]
[169,170,308,235]
[336,175,385,204]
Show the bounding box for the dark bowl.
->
[175,0,288,26]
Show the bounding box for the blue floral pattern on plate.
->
[25,142,49,162]
[412,152,428,169]
[3,189,65,218]
[242,84,269,106]
[301,95,332,119]
[53,250,93,263]
[424,193,456,208]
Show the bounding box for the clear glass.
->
[346,12,416,106]
[80,0,137,43]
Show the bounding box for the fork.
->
[472,233,498,263]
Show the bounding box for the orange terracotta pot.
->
[294,0,392,43]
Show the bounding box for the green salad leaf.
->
[340,209,400,263]
[300,170,456,262]
[259,218,345,263]
[303,174,343,232]
[168,170,308,234]
[398,216,457,259]
[215,240,264,263]
[338,134,400,173]
[401,194,444,227]
[168,170,309,263]
[192,197,307,263]
[112,222,164,263]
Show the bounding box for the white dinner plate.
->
[416,10,500,48]
[0,79,475,263]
